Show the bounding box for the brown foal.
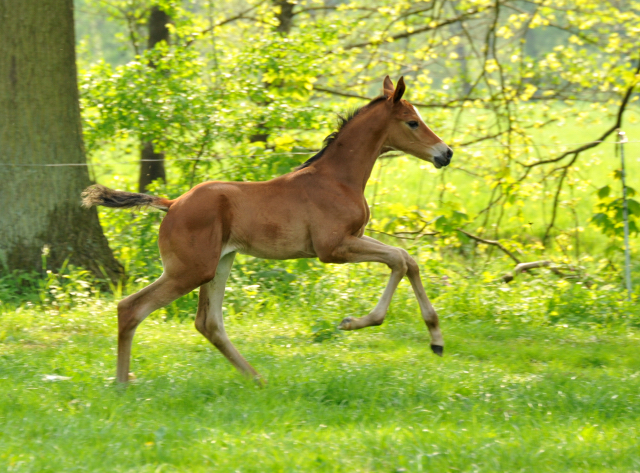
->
[82,76,453,383]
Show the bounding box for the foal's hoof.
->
[338,317,355,330]
[431,345,444,357]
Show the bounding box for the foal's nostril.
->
[446,148,453,160]
[434,154,450,167]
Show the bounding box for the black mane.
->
[297,95,387,170]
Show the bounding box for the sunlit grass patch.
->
[1,295,640,472]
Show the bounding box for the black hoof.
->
[431,345,444,357]
[338,317,354,330]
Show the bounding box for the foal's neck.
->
[315,105,389,192]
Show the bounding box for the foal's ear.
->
[383,75,395,97]
[393,76,406,103]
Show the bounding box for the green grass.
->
[2,295,639,472]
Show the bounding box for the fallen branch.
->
[503,260,548,283]
[457,229,575,282]
[502,261,571,283]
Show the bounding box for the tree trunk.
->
[275,0,295,35]
[0,0,123,282]
[138,140,166,193]
[138,5,169,192]
[247,1,295,144]
[147,6,170,49]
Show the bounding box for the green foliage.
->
[76,0,640,269]
[82,45,215,150]
[591,184,639,239]
[0,262,102,312]
[433,204,470,235]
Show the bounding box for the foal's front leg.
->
[322,236,408,330]
[360,236,444,355]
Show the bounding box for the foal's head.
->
[381,76,452,168]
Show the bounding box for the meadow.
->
[1,289,639,472]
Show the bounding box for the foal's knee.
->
[195,310,216,339]
[400,250,420,277]
[195,314,226,345]
[390,248,412,275]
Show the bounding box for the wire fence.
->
[0,139,638,168]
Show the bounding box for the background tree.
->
[76,0,638,290]
[139,5,171,192]
[0,0,122,281]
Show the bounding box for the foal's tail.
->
[81,184,173,212]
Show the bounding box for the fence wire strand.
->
[0,140,637,168]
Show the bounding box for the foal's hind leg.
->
[117,275,199,383]
[195,252,261,381]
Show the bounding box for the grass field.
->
[1,293,639,472]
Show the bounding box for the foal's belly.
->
[229,222,317,260]
[235,237,318,260]
[239,246,317,260]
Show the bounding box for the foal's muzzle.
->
[434,148,453,168]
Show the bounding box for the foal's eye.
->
[407,121,419,129]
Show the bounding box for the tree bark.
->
[275,0,294,35]
[247,1,295,144]
[138,140,166,193]
[147,6,170,49]
[138,5,169,192]
[0,0,123,282]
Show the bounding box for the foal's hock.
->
[82,76,453,383]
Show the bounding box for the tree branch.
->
[457,229,521,264]
[292,6,379,16]
[366,228,438,240]
[185,1,267,47]
[523,55,640,169]
[313,86,487,109]
[343,7,486,50]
